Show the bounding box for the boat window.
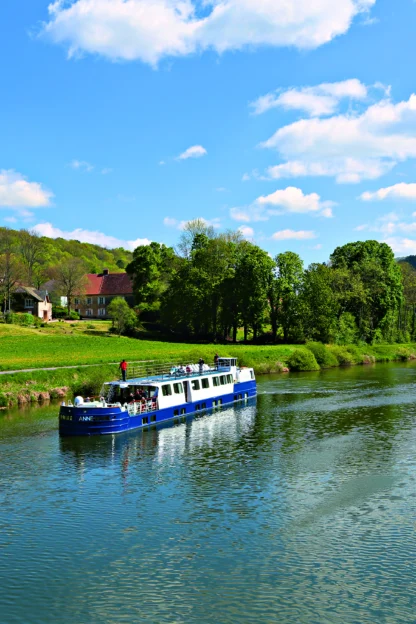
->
[162,384,172,396]
[173,382,183,394]
[220,375,226,385]
[142,416,149,425]
[213,377,219,387]
[250,370,254,379]
[191,379,200,390]
[150,415,157,423]
[202,378,209,389]
[174,409,179,416]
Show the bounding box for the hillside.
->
[398,255,416,269]
[0,226,133,276]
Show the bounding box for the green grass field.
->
[0,322,295,371]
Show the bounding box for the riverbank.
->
[1,339,416,408]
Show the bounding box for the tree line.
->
[126,219,416,345]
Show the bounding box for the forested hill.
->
[399,256,416,269]
[0,226,132,279]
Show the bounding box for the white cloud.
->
[251,79,367,116]
[42,0,375,65]
[70,159,94,172]
[257,186,334,217]
[238,226,254,239]
[383,237,416,255]
[361,182,416,201]
[260,91,416,184]
[0,170,53,208]
[230,186,334,222]
[266,158,394,184]
[177,145,207,160]
[33,222,151,251]
[272,229,316,240]
[101,167,112,175]
[3,216,17,223]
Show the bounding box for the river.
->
[1,362,416,623]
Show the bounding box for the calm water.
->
[1,363,416,623]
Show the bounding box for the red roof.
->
[84,272,133,296]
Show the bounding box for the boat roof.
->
[106,369,225,387]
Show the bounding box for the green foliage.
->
[0,393,8,407]
[336,312,358,345]
[306,342,338,368]
[287,349,320,371]
[52,305,67,319]
[126,242,176,312]
[272,251,304,343]
[5,312,40,327]
[329,346,357,366]
[107,297,137,336]
[68,310,80,320]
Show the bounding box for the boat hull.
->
[59,380,257,436]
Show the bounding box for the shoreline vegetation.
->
[1,334,416,408]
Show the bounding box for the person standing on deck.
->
[119,359,128,382]
[199,358,205,374]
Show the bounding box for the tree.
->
[126,242,176,314]
[18,229,44,286]
[53,258,88,315]
[177,219,216,259]
[273,251,304,343]
[107,297,137,336]
[0,228,23,314]
[301,263,338,343]
[330,240,403,342]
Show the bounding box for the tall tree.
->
[53,258,88,315]
[126,242,176,314]
[18,229,44,286]
[330,240,403,342]
[0,228,23,314]
[107,297,137,336]
[273,251,304,343]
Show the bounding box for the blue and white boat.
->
[59,358,256,436]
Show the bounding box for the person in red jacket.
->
[119,359,128,382]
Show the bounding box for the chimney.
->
[103,269,109,276]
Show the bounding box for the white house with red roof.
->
[74,269,134,319]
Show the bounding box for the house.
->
[12,286,53,321]
[74,269,134,319]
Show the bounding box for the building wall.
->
[12,295,52,320]
[74,294,135,319]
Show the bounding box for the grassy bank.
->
[2,325,416,407]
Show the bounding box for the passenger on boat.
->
[119,359,128,382]
[186,365,192,373]
[178,365,186,375]
[199,358,205,374]
[214,353,219,367]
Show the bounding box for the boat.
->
[59,357,256,436]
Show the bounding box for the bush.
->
[0,393,8,408]
[287,349,320,372]
[4,312,40,327]
[66,310,80,320]
[86,323,95,329]
[306,342,338,368]
[53,305,67,319]
[329,346,356,366]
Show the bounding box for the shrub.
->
[306,342,338,368]
[67,310,80,321]
[0,393,8,408]
[336,312,358,345]
[4,312,40,327]
[287,349,320,372]
[53,305,67,319]
[329,346,356,366]
[86,323,95,329]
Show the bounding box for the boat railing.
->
[122,360,221,382]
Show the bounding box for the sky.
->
[1,0,416,264]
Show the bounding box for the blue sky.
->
[1,0,416,263]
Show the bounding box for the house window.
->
[24,298,34,308]
[87,297,92,305]
[86,309,93,316]
[75,309,81,315]
[98,309,106,316]
[98,296,106,305]
[74,298,80,305]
